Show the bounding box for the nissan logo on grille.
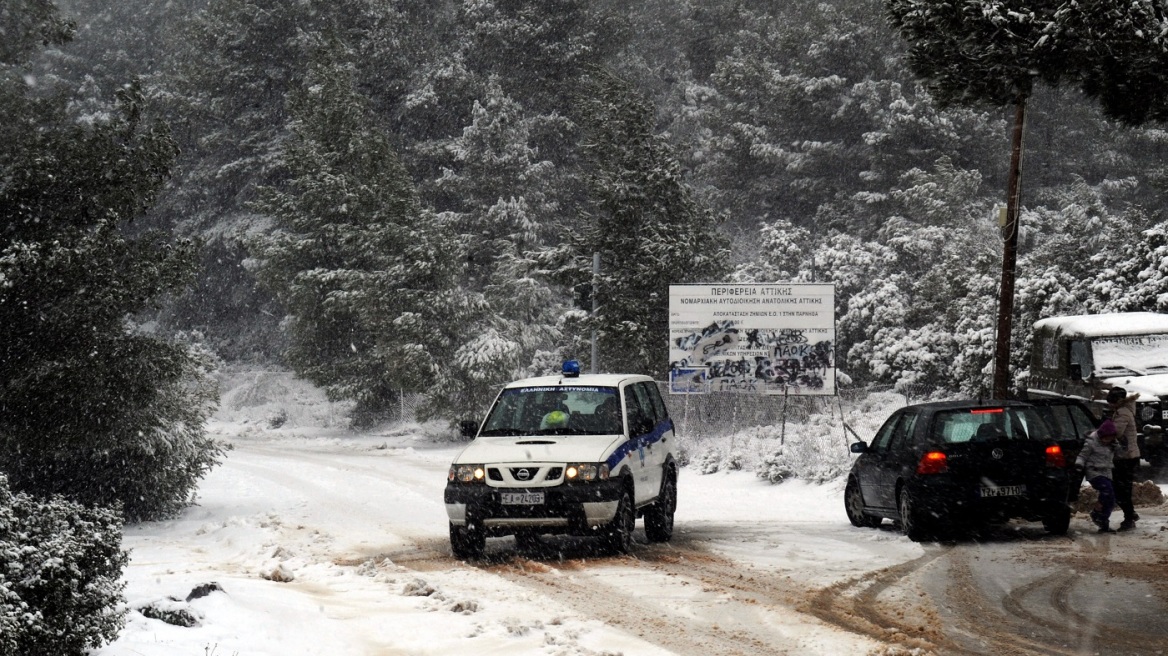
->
[512,467,535,481]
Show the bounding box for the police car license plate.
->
[501,491,544,505]
[980,484,1026,498]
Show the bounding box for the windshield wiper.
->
[478,428,526,437]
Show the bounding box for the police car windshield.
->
[479,386,623,436]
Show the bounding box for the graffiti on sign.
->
[668,284,836,395]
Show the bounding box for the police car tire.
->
[450,522,484,560]
[644,474,676,543]
[604,490,635,555]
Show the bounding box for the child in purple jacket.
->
[1076,419,1120,533]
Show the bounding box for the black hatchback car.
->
[844,400,1075,541]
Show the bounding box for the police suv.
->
[444,361,678,559]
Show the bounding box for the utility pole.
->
[993,99,1026,399]
[590,252,600,374]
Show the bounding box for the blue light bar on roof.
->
[562,360,581,377]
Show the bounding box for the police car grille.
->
[510,467,538,481]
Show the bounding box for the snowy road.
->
[96,424,1168,656]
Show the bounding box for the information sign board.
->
[668,284,836,395]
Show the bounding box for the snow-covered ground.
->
[91,371,1168,656]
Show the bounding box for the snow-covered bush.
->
[754,419,855,485]
[0,474,128,655]
[4,340,225,522]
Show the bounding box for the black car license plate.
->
[979,484,1026,498]
[501,491,545,505]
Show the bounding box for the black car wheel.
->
[450,522,485,560]
[845,477,881,528]
[604,490,635,555]
[644,473,676,542]
[898,489,933,542]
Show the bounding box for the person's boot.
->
[1118,517,1137,531]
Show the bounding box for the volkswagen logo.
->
[514,468,533,481]
[991,448,1004,460]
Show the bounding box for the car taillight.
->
[916,451,948,475]
[1045,445,1066,468]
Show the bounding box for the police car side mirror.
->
[459,420,478,439]
[850,441,868,454]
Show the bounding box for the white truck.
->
[1026,312,1168,467]
[443,360,678,558]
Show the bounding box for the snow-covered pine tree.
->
[424,78,568,418]
[0,9,222,521]
[459,0,620,115]
[1064,0,1168,125]
[566,68,730,378]
[249,39,471,421]
[0,0,75,64]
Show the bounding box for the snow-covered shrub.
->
[4,341,225,522]
[756,445,848,485]
[691,447,744,475]
[753,422,853,485]
[0,474,128,655]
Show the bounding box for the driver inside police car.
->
[538,392,570,429]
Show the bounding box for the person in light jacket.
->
[1106,387,1141,530]
[1076,418,1120,533]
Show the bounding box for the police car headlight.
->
[1140,404,1157,422]
[449,464,486,483]
[566,463,609,481]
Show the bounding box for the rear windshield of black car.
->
[932,407,1055,444]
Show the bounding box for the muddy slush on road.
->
[444,505,1168,656]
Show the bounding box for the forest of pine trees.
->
[18,0,1168,412]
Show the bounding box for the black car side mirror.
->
[850,441,868,454]
[459,420,479,439]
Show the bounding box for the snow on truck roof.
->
[1033,312,1168,338]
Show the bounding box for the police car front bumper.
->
[445,479,624,535]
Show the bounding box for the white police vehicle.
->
[444,361,678,558]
